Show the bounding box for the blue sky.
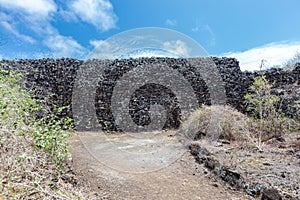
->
[1,0,300,70]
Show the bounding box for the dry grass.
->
[0,68,96,199]
[181,105,249,142]
[181,104,299,151]
[0,127,99,199]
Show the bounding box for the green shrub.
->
[0,67,93,199]
[0,68,73,166]
[245,76,290,148]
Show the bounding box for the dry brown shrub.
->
[181,105,250,142]
[0,127,97,199]
[181,104,299,151]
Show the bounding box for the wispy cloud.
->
[192,24,216,46]
[88,39,113,58]
[221,42,300,71]
[165,19,177,27]
[0,0,57,18]
[0,21,36,44]
[0,5,38,44]
[69,0,118,31]
[44,35,87,58]
[202,24,216,46]
[58,9,78,22]
[89,39,107,48]
[163,40,190,57]
[0,0,118,58]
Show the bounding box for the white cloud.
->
[165,19,177,26]
[0,0,93,58]
[221,42,300,71]
[192,25,200,32]
[58,9,78,22]
[44,34,87,58]
[90,39,108,48]
[0,10,36,44]
[127,51,168,58]
[70,0,117,31]
[89,39,112,54]
[0,0,56,18]
[119,49,181,59]
[163,40,190,57]
[0,0,56,44]
[0,21,35,44]
[0,0,118,58]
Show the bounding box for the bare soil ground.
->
[70,131,251,200]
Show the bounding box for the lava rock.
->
[219,166,241,186]
[204,156,221,170]
[1,57,299,131]
[189,144,211,163]
[261,188,283,200]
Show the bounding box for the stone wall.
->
[1,57,299,131]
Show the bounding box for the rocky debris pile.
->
[0,57,299,131]
[262,189,283,200]
[189,143,284,200]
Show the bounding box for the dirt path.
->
[70,131,252,200]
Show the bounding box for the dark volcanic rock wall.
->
[94,58,212,130]
[0,57,299,131]
[1,58,82,119]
